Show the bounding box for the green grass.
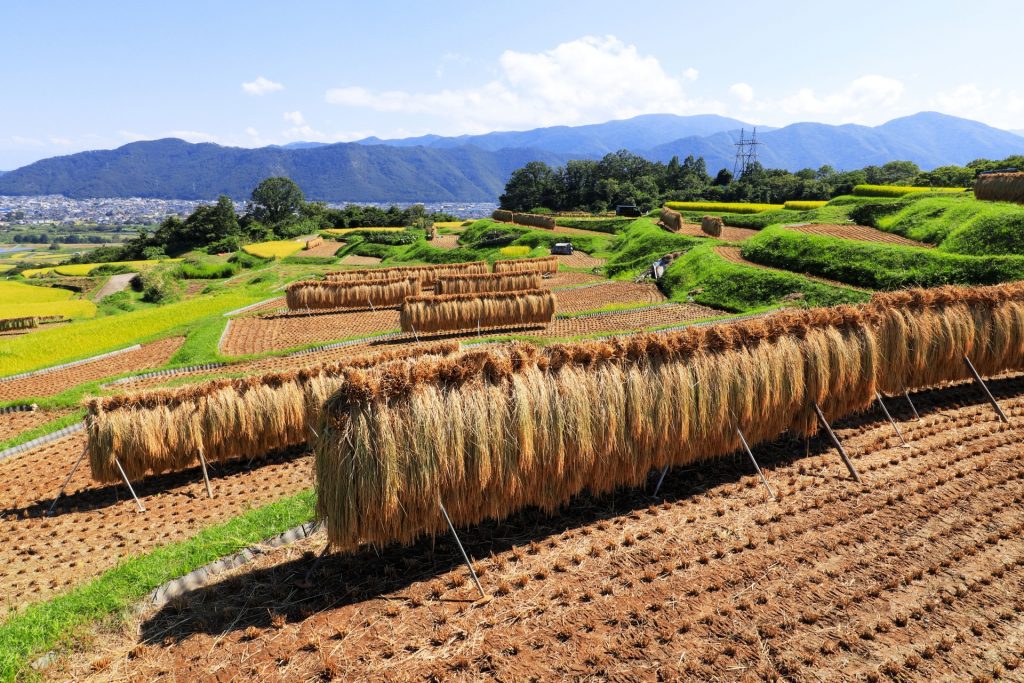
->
[661,243,868,312]
[0,289,262,376]
[0,409,85,452]
[603,218,698,277]
[664,201,784,214]
[853,184,966,198]
[741,226,1024,290]
[0,490,316,682]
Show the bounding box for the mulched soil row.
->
[715,245,870,292]
[783,223,932,248]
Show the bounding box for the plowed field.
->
[674,222,761,242]
[0,409,74,442]
[300,240,344,258]
[0,337,184,402]
[47,375,1024,682]
[338,254,383,266]
[555,281,665,314]
[556,251,606,269]
[715,246,869,292]
[783,223,931,247]
[429,234,461,250]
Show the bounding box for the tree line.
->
[498,151,1024,213]
[70,177,458,262]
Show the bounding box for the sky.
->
[1,0,1022,169]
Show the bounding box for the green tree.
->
[499,161,556,211]
[249,177,305,227]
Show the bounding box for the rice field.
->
[21,259,175,277]
[783,200,828,210]
[852,185,967,198]
[323,227,407,236]
[0,280,97,319]
[664,201,785,214]
[499,245,531,257]
[241,240,305,259]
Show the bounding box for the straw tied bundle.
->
[400,289,556,334]
[286,277,421,310]
[434,271,541,295]
[493,256,559,275]
[314,282,1024,551]
[974,172,1024,204]
[84,341,460,483]
[0,317,39,332]
[325,261,487,287]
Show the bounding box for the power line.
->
[732,127,761,178]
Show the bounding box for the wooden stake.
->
[736,429,775,500]
[875,392,907,446]
[901,384,922,421]
[439,500,485,599]
[812,402,862,483]
[963,354,1010,423]
[114,457,146,512]
[47,444,87,516]
[197,450,214,498]
[652,465,670,497]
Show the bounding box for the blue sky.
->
[1,0,1021,169]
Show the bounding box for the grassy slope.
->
[742,226,1024,290]
[0,490,315,682]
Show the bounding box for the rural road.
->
[93,272,137,301]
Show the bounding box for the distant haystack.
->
[285,278,420,310]
[434,271,542,295]
[701,215,723,237]
[659,207,684,232]
[974,172,1024,204]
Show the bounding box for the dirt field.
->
[783,223,932,248]
[300,240,344,258]
[556,251,606,269]
[0,409,74,442]
[554,281,665,314]
[48,375,1024,682]
[715,246,870,292]
[338,254,383,266]
[429,234,461,250]
[674,222,761,242]
[0,337,184,402]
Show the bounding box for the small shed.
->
[616,204,641,217]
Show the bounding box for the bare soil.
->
[48,375,1024,682]
[783,223,931,248]
[92,273,138,302]
[554,281,665,314]
[556,251,606,269]
[0,337,184,402]
[301,240,345,258]
[338,255,383,266]
[674,222,761,242]
[0,409,74,442]
[429,234,461,250]
[715,246,870,292]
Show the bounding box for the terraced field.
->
[300,240,344,258]
[673,222,761,242]
[783,223,931,247]
[0,409,74,442]
[44,375,1024,682]
[715,246,869,292]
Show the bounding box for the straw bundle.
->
[514,213,556,230]
[492,209,514,223]
[434,271,542,295]
[315,282,1024,551]
[285,278,421,310]
[84,341,461,483]
[660,207,684,232]
[701,215,723,237]
[492,256,559,275]
[974,172,1024,204]
[304,237,324,250]
[325,261,488,287]
[399,289,555,334]
[0,317,38,332]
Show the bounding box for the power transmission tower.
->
[732,127,761,178]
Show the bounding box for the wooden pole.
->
[114,457,146,512]
[736,429,775,500]
[47,444,87,516]
[197,450,214,499]
[963,354,1010,423]
[812,403,862,483]
[875,392,907,446]
[652,465,670,497]
[438,500,485,599]
[901,385,922,421]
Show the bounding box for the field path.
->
[51,375,1024,682]
[715,245,870,291]
[92,272,137,301]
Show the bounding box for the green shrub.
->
[281,255,338,265]
[528,207,553,215]
[173,261,238,279]
[742,227,1024,289]
[604,220,697,277]
[134,270,181,303]
[345,229,420,245]
[228,250,268,269]
[204,235,241,254]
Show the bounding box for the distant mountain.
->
[1012,129,1024,138]
[0,139,572,202]
[2,112,1023,201]
[355,114,756,156]
[643,112,1024,171]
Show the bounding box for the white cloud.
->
[326,35,718,133]
[775,75,905,122]
[242,76,283,96]
[48,136,72,146]
[682,67,699,82]
[729,82,754,103]
[282,111,306,126]
[166,130,220,143]
[929,83,1024,130]
[245,126,260,138]
[10,135,43,146]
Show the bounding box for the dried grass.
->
[659,208,684,232]
[492,256,559,275]
[315,282,1024,551]
[399,289,556,334]
[84,341,460,483]
[701,216,723,238]
[285,278,421,310]
[434,271,541,295]
[325,262,487,287]
[304,237,324,250]
[974,172,1024,204]
[0,316,38,332]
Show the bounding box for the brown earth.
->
[47,375,1024,682]
[0,409,74,442]
[783,223,932,248]
[673,222,761,242]
[552,225,617,238]
[556,251,606,269]
[0,337,184,402]
[714,246,870,292]
[300,240,345,258]
[554,281,665,314]
[546,272,605,288]
[429,234,461,250]
[338,254,383,266]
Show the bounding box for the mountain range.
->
[1,112,1022,202]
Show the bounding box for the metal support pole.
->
[197,450,214,499]
[963,354,1010,423]
[875,392,907,446]
[901,385,922,421]
[114,458,146,512]
[812,403,862,483]
[438,500,485,599]
[47,444,87,516]
[367,296,375,313]
[736,429,775,500]
[652,465,670,497]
